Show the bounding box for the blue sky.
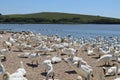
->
[0,0,120,18]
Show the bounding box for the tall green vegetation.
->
[0,12,120,24]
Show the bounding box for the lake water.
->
[0,24,120,39]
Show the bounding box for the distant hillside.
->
[0,12,120,24]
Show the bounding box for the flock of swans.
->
[0,31,120,80]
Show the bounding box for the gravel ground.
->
[0,32,117,80]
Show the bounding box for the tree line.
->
[0,15,120,24]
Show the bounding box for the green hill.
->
[0,12,120,24]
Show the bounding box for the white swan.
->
[103,62,120,76]
[64,55,91,69]
[66,59,93,80]
[3,72,28,80]
[28,52,40,65]
[16,61,26,76]
[15,42,24,52]
[18,52,40,65]
[2,41,12,50]
[114,78,120,80]
[77,60,93,78]
[45,61,54,80]
[0,48,9,54]
[18,52,31,58]
[10,61,26,77]
[113,62,120,80]
[0,35,3,38]
[51,43,65,50]
[0,48,9,61]
[97,54,115,65]
[24,44,33,50]
[43,59,59,80]
[87,47,95,56]
[97,47,110,57]
[60,42,69,48]
[51,53,62,64]
[8,36,17,44]
[64,55,82,65]
[43,59,52,72]
[62,47,77,56]
[36,44,54,54]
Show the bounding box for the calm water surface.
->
[0,24,120,38]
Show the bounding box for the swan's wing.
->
[106,67,116,75]
[81,65,91,73]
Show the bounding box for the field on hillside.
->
[0,12,120,24]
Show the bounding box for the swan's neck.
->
[45,64,53,80]
[3,72,10,80]
[0,59,5,73]
[115,62,119,78]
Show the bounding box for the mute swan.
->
[18,52,31,58]
[8,37,17,44]
[10,61,26,77]
[36,44,54,54]
[3,72,28,80]
[28,52,40,65]
[103,62,120,76]
[87,47,95,56]
[51,44,64,50]
[97,47,110,57]
[114,78,120,80]
[66,59,93,80]
[113,62,120,80]
[2,41,12,51]
[44,59,59,80]
[45,61,54,80]
[64,55,91,69]
[18,52,40,65]
[64,55,82,65]
[97,54,115,65]
[0,48,9,61]
[18,43,33,50]
[43,59,52,72]
[0,35,3,38]
[62,48,77,56]
[51,53,62,64]
[0,48,9,54]
[15,42,24,52]
[60,42,69,47]
[77,60,93,78]
[16,61,26,76]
